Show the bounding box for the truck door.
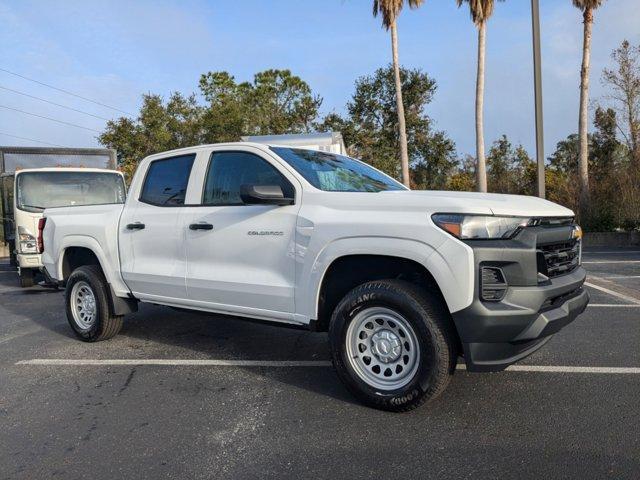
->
[119,154,196,301]
[182,148,300,319]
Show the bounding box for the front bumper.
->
[17,253,43,269]
[452,225,589,372]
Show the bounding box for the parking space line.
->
[587,304,640,307]
[583,251,640,254]
[15,359,640,374]
[0,329,42,344]
[599,275,640,279]
[456,365,640,374]
[584,282,640,305]
[582,260,640,264]
[16,359,333,367]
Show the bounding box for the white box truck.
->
[0,147,125,287]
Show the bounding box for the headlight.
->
[18,226,38,253]
[432,214,531,240]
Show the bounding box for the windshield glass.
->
[271,147,406,192]
[16,171,126,212]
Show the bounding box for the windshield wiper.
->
[20,204,45,211]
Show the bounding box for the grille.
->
[538,240,580,278]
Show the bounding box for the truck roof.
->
[14,167,123,174]
[143,142,282,160]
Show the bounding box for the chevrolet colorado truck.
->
[40,143,589,411]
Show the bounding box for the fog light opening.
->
[481,266,508,302]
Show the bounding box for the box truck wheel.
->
[9,242,18,267]
[19,268,35,288]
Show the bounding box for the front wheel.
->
[65,265,123,342]
[329,280,457,412]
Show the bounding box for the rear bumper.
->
[452,225,589,372]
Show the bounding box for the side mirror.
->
[240,184,294,206]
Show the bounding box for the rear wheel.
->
[19,268,35,288]
[329,280,457,412]
[65,265,123,342]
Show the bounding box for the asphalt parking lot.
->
[1,248,639,479]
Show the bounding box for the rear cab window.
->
[139,154,195,206]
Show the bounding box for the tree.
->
[591,106,626,174]
[456,0,502,193]
[99,92,204,181]
[446,155,476,191]
[373,0,424,188]
[601,40,640,166]
[547,105,629,230]
[572,0,605,219]
[99,69,322,179]
[199,69,322,137]
[317,65,457,188]
[485,135,536,195]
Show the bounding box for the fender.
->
[297,235,475,322]
[55,235,130,298]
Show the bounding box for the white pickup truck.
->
[41,143,589,411]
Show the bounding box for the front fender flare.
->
[298,236,474,322]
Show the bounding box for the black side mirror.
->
[240,184,294,206]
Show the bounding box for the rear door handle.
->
[189,222,213,231]
[126,223,145,230]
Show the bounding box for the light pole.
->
[531,0,545,198]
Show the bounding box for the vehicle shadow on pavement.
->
[0,271,360,406]
[118,304,362,406]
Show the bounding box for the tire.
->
[329,279,457,412]
[9,242,18,267]
[19,268,35,288]
[65,265,123,342]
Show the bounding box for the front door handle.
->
[189,222,213,231]
[126,223,145,230]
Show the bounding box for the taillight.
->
[37,217,47,253]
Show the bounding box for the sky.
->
[0,0,638,160]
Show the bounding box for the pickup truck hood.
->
[319,190,574,218]
[396,190,574,217]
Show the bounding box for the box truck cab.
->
[13,168,125,287]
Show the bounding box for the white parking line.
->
[584,282,640,305]
[600,275,640,279]
[15,359,640,374]
[0,328,42,344]
[582,260,640,264]
[583,251,640,255]
[16,359,333,367]
[456,365,640,374]
[587,304,640,307]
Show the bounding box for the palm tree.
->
[573,0,605,217]
[456,0,501,193]
[373,0,424,188]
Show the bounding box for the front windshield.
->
[271,147,406,192]
[16,171,126,212]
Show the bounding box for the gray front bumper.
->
[452,225,589,372]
